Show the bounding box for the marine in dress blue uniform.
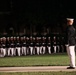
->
[65,18,76,69]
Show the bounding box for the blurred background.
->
[0,0,76,36]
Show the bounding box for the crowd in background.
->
[0,18,67,57]
[0,34,66,57]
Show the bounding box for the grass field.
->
[0,72,76,75]
[0,53,76,75]
[0,53,71,67]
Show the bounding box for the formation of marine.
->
[0,34,66,57]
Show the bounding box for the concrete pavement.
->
[0,66,76,72]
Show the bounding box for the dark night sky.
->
[12,0,76,18]
[0,0,75,16]
[0,0,76,26]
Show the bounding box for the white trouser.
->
[47,46,51,54]
[53,45,60,53]
[53,46,57,53]
[0,48,6,57]
[15,47,21,56]
[8,48,14,56]
[35,46,40,55]
[29,46,34,55]
[66,45,75,67]
[22,47,27,55]
[40,46,45,54]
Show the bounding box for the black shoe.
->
[67,66,75,69]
